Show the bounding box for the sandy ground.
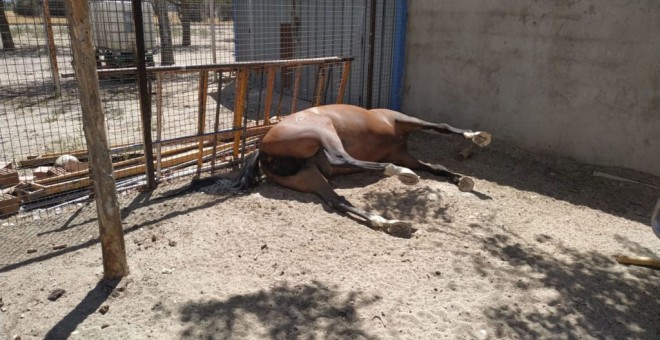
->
[0,132,658,340]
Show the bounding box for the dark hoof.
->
[457,177,474,192]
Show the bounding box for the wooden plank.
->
[263,66,276,124]
[197,71,209,176]
[30,142,236,201]
[19,142,142,168]
[64,0,127,279]
[233,68,249,159]
[337,61,351,104]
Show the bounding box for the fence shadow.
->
[178,280,379,339]
[467,223,660,339]
[407,132,660,225]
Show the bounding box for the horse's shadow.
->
[251,170,488,228]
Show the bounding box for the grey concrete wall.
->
[402,1,660,176]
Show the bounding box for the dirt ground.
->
[1,132,659,340]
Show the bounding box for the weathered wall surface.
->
[403,1,660,175]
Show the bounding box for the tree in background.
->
[152,0,174,64]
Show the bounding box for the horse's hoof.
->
[384,220,413,238]
[464,131,492,147]
[398,172,420,185]
[384,164,420,185]
[457,176,474,192]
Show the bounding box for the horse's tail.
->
[229,150,262,191]
[159,150,262,198]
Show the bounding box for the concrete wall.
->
[402,1,660,176]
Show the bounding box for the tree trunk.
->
[0,1,15,50]
[181,1,191,46]
[153,0,174,65]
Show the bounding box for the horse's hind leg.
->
[383,110,492,147]
[319,129,420,185]
[388,151,475,192]
[266,164,414,237]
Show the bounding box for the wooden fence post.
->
[63,0,128,279]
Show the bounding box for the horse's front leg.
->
[266,162,414,237]
[388,151,475,192]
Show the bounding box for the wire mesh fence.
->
[0,0,403,250]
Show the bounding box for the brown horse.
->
[192,104,491,237]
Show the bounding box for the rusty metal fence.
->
[0,0,403,224]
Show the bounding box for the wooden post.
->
[63,0,128,279]
[232,68,249,159]
[42,0,61,98]
[132,0,156,190]
[196,71,209,176]
[337,61,351,104]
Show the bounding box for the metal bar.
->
[42,0,61,98]
[155,73,163,177]
[131,0,156,190]
[92,57,354,76]
[196,71,209,176]
[233,68,250,158]
[314,63,328,106]
[155,125,273,148]
[290,66,301,114]
[211,71,223,173]
[337,61,351,104]
[263,66,276,124]
[366,0,377,109]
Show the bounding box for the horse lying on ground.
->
[181,104,491,237]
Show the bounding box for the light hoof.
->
[464,131,492,147]
[457,176,474,192]
[384,164,420,185]
[398,171,420,185]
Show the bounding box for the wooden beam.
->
[64,0,128,279]
[132,0,156,190]
[233,68,249,159]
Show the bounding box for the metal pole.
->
[131,0,156,190]
[366,0,377,109]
